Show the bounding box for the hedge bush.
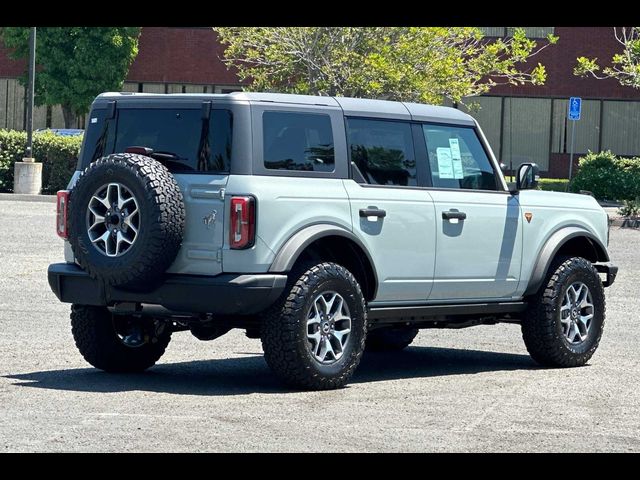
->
[0,129,83,194]
[569,150,640,201]
[538,178,569,192]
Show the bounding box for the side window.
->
[422,124,498,191]
[263,112,335,172]
[346,118,417,187]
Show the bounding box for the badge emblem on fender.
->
[203,210,217,229]
[525,212,533,223]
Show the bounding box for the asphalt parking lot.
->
[0,198,639,452]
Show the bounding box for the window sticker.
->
[448,138,464,179]
[452,157,464,179]
[91,117,98,124]
[436,147,454,179]
[449,138,461,159]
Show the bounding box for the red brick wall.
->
[3,27,640,96]
[0,44,25,77]
[489,27,640,100]
[125,27,242,85]
[547,153,582,179]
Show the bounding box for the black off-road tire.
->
[261,262,367,390]
[71,304,171,373]
[522,256,605,367]
[366,327,419,352]
[68,153,185,289]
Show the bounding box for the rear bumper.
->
[47,263,287,315]
[595,262,618,287]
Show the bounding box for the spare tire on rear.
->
[68,153,185,289]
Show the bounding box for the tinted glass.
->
[422,124,498,191]
[108,108,232,173]
[347,118,417,186]
[263,112,334,172]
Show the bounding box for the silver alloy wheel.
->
[307,291,352,365]
[86,183,140,257]
[560,281,594,345]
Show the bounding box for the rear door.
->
[420,123,523,301]
[107,103,233,276]
[343,118,436,303]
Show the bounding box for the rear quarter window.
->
[263,111,335,172]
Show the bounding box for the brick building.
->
[1,26,639,177]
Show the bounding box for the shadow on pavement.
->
[5,346,537,396]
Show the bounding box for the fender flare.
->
[268,223,378,290]
[523,226,609,296]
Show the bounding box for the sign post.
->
[567,97,581,188]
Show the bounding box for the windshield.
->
[85,107,233,173]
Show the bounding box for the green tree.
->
[1,27,141,127]
[213,27,557,105]
[574,27,640,88]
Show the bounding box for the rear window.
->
[86,108,233,173]
[263,112,335,172]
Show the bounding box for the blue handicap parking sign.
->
[568,97,581,121]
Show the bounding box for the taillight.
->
[56,190,70,239]
[229,196,255,249]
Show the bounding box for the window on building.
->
[551,99,600,154]
[423,124,498,191]
[215,85,243,94]
[501,97,551,171]
[121,82,138,93]
[460,96,503,158]
[141,83,165,94]
[479,27,555,39]
[601,101,640,156]
[263,112,335,172]
[346,118,417,186]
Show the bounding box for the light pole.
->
[25,27,36,159]
[14,26,42,195]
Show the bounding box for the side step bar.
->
[367,302,527,321]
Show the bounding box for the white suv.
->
[48,92,617,390]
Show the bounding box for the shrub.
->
[618,198,640,218]
[569,151,640,201]
[0,129,83,194]
[538,178,569,192]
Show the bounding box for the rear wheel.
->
[261,262,367,390]
[366,327,418,352]
[522,256,605,367]
[71,304,171,373]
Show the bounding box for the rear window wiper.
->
[124,146,189,163]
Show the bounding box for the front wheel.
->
[71,304,172,372]
[261,262,367,390]
[521,256,605,367]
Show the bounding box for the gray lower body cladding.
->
[48,263,287,315]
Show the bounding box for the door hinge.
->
[216,249,223,263]
[219,188,225,200]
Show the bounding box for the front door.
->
[421,123,523,301]
[344,118,436,303]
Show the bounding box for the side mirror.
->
[515,163,539,191]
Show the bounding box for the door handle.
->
[359,208,387,218]
[442,210,467,220]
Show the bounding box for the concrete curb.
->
[611,218,640,228]
[0,192,56,203]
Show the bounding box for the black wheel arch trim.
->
[524,226,610,296]
[268,224,379,297]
